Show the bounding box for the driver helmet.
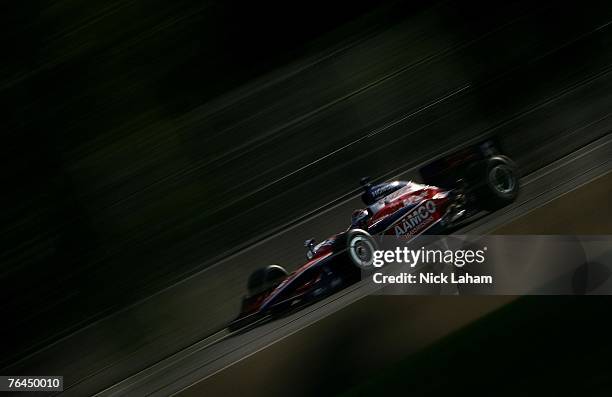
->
[351,208,369,227]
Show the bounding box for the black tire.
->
[247,265,288,297]
[470,156,519,211]
[341,229,378,270]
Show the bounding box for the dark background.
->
[2,2,612,394]
[1,0,417,364]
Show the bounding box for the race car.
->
[228,141,519,331]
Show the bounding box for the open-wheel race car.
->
[228,140,519,331]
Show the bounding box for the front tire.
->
[247,265,288,297]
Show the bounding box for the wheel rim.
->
[349,235,375,269]
[489,165,516,196]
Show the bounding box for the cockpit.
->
[350,208,370,229]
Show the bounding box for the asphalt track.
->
[4,1,612,396]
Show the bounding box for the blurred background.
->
[2,0,612,395]
[1,0,409,360]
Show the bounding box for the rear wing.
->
[419,138,505,188]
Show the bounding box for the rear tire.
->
[342,229,378,270]
[470,156,519,211]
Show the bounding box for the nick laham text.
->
[373,272,493,285]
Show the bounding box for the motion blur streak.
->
[213,83,471,215]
